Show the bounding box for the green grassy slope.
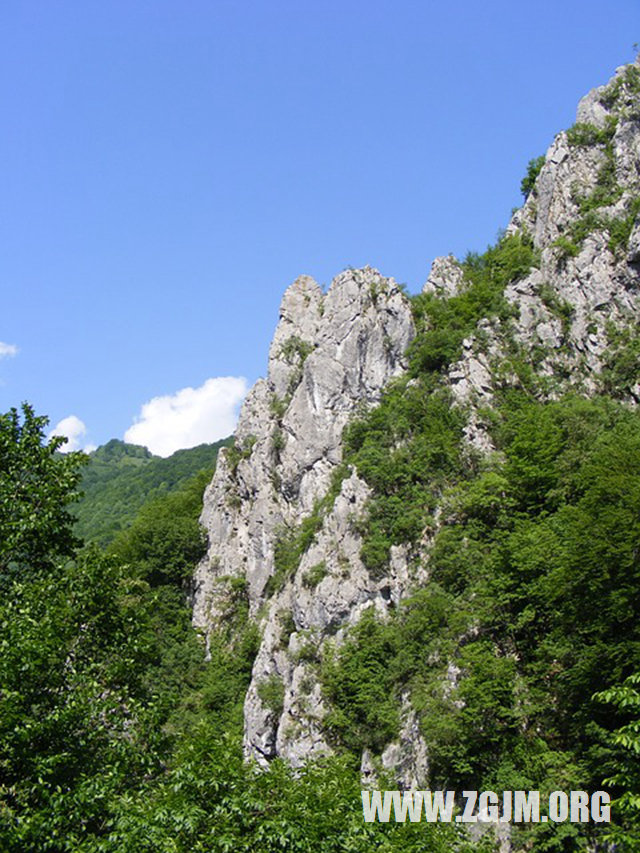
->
[73,437,232,546]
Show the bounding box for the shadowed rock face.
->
[193,60,640,779]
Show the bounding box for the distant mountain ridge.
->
[74,437,232,546]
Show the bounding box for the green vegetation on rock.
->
[324,392,640,849]
[341,231,539,575]
[409,232,535,375]
[520,154,546,199]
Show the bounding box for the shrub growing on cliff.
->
[520,154,546,198]
[326,392,640,847]
[322,608,399,752]
[409,232,536,375]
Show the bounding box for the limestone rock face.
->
[423,254,465,297]
[193,268,413,625]
[193,61,640,783]
[192,267,415,761]
[506,59,640,383]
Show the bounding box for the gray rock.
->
[192,267,415,764]
[380,694,430,789]
[628,222,640,263]
[193,267,414,630]
[423,255,465,297]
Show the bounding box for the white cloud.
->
[124,376,248,457]
[0,342,18,358]
[50,415,95,453]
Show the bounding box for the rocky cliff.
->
[191,267,415,765]
[192,59,640,782]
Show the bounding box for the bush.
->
[302,561,328,588]
[321,608,399,752]
[409,232,537,375]
[520,155,546,198]
[566,118,616,147]
[257,674,285,716]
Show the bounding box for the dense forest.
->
[73,438,231,547]
[0,405,479,852]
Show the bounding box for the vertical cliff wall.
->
[192,267,415,763]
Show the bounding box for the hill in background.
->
[74,437,232,546]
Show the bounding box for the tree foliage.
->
[520,155,546,198]
[108,470,210,587]
[0,403,86,585]
[594,672,640,849]
[74,437,230,546]
[0,550,168,851]
[326,391,640,848]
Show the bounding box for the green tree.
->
[520,155,546,198]
[594,672,640,849]
[108,470,210,587]
[0,550,166,851]
[0,404,86,586]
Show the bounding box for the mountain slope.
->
[191,60,640,846]
[74,437,231,546]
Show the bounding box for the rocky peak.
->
[576,56,640,128]
[514,60,640,248]
[495,61,640,391]
[422,254,465,297]
[267,275,324,400]
[193,266,413,627]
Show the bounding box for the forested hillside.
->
[73,438,231,546]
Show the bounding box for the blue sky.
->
[1,1,638,454]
